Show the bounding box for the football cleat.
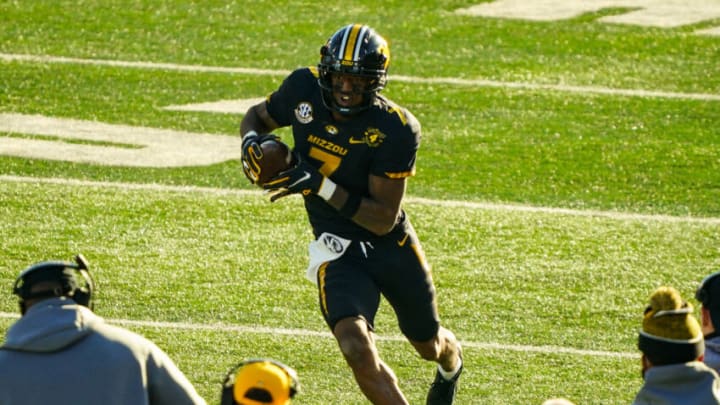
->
[426,354,463,405]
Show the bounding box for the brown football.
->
[257,139,293,185]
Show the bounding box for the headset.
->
[696,271,720,307]
[13,254,95,314]
[220,358,299,405]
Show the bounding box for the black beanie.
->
[696,272,720,331]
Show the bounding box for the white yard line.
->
[2,175,719,225]
[0,48,713,360]
[410,196,720,225]
[0,175,647,360]
[1,53,718,101]
[0,311,635,359]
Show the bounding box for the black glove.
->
[263,153,326,202]
[241,131,281,184]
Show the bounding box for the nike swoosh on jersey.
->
[397,233,409,247]
[348,137,365,144]
[289,171,311,188]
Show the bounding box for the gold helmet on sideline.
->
[221,358,299,405]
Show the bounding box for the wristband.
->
[339,193,362,218]
[317,178,337,201]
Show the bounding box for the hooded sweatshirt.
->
[0,297,206,405]
[633,361,720,405]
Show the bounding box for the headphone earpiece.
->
[69,255,94,309]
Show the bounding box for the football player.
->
[240,24,463,405]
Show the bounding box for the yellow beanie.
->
[638,286,704,365]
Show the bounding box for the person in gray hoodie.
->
[0,254,207,405]
[697,271,720,373]
[633,286,720,405]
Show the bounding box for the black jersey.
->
[265,67,421,241]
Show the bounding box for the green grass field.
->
[1,1,719,404]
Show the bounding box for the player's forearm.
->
[326,184,398,236]
[240,103,277,136]
[240,109,267,136]
[352,200,399,236]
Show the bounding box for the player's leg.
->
[333,316,409,405]
[410,327,462,372]
[411,327,463,405]
[375,225,463,405]
[318,250,409,405]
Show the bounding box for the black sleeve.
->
[265,67,316,127]
[371,107,421,179]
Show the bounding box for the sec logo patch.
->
[295,102,313,124]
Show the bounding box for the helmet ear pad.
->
[13,254,95,313]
